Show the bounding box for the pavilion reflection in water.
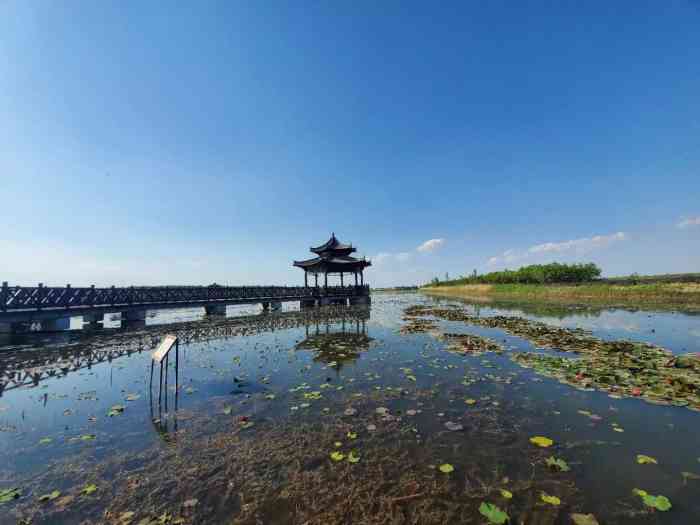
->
[296,313,372,370]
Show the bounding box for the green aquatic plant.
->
[479,502,509,524]
[0,488,21,504]
[38,490,61,502]
[545,456,570,472]
[438,463,454,473]
[529,436,553,447]
[633,488,671,511]
[636,454,657,465]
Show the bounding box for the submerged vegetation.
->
[405,305,700,411]
[1,296,699,524]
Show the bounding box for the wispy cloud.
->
[677,216,700,229]
[488,232,626,266]
[417,238,445,253]
[374,238,445,265]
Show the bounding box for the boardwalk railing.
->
[0,282,370,312]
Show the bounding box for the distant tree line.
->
[426,262,602,287]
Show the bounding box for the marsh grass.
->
[422,282,700,307]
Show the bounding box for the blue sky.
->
[1,1,699,287]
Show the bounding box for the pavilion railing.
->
[0,282,370,312]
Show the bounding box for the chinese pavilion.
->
[293,233,371,288]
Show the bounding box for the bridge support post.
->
[300,299,317,309]
[204,304,227,317]
[122,309,147,329]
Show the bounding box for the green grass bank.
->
[421,282,700,308]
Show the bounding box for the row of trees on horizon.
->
[426,262,603,287]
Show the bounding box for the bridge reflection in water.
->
[0,306,370,398]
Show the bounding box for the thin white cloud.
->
[372,251,413,265]
[677,216,700,229]
[417,238,445,253]
[528,232,626,254]
[488,232,626,266]
[372,252,394,266]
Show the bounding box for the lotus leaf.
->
[438,463,454,473]
[0,488,20,504]
[545,456,570,472]
[478,502,509,524]
[636,454,657,465]
[530,436,553,447]
[570,513,599,525]
[540,492,561,505]
[39,490,61,502]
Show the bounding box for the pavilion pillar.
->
[324,273,328,288]
[354,273,358,286]
[315,274,318,287]
[304,271,308,288]
[360,272,364,286]
[340,272,344,287]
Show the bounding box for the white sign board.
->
[152,334,178,363]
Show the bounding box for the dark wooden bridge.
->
[0,281,370,333]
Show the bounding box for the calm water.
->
[0,293,699,524]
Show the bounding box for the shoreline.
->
[420,282,700,311]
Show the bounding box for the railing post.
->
[65,284,71,309]
[110,285,116,306]
[90,285,95,307]
[37,282,44,311]
[1,282,8,312]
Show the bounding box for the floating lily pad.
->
[500,489,513,499]
[636,454,658,465]
[530,436,553,447]
[545,456,570,472]
[682,471,700,482]
[479,502,509,524]
[571,513,599,525]
[39,490,61,502]
[633,489,671,511]
[82,484,98,495]
[330,451,345,462]
[108,405,125,417]
[438,463,454,474]
[0,488,20,504]
[541,492,561,505]
[347,451,360,463]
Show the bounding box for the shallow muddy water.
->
[0,293,699,524]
